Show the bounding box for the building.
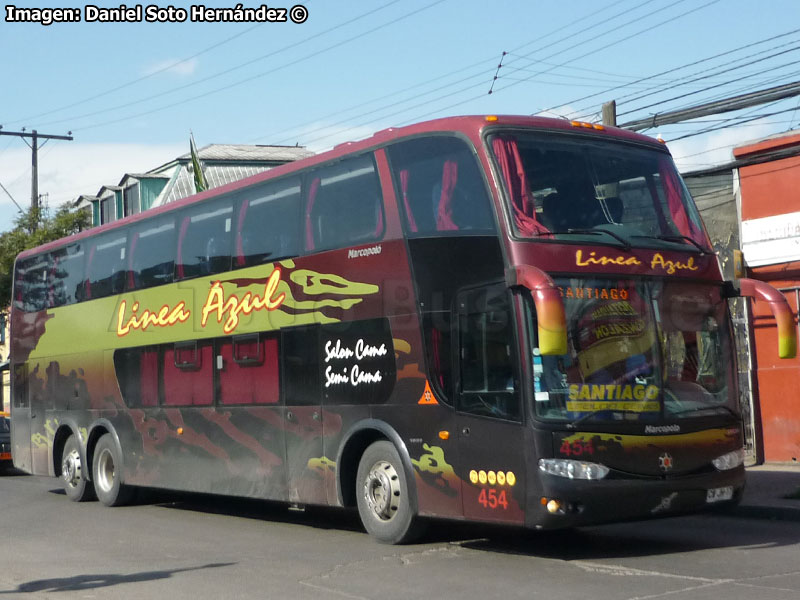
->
[78,143,313,226]
[737,129,800,463]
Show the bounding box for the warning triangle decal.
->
[418,380,438,405]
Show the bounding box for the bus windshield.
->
[530,278,737,425]
[490,131,710,251]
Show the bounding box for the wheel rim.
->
[96,448,116,494]
[362,460,401,522]
[62,448,82,489]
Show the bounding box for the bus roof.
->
[18,115,665,260]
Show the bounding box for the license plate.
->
[706,486,733,503]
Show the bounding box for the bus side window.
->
[14,255,49,312]
[49,244,85,306]
[235,178,301,268]
[456,287,520,421]
[86,232,127,300]
[127,217,175,291]
[387,136,495,236]
[304,154,384,252]
[177,200,233,280]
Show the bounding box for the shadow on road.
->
[35,482,800,560]
[446,513,800,559]
[151,489,366,534]
[0,562,235,594]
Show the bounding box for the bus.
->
[10,115,795,544]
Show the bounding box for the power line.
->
[5,20,269,127]
[620,80,800,131]
[71,0,447,133]
[557,27,800,120]
[249,0,636,144]
[298,0,720,147]
[32,0,404,130]
[618,45,800,118]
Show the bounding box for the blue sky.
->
[1,0,800,232]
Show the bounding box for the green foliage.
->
[0,206,91,309]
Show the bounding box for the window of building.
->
[123,183,141,217]
[100,196,114,224]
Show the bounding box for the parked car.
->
[0,411,11,469]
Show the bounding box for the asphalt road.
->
[1,469,799,600]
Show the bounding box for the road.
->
[1,470,799,600]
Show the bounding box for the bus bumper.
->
[528,466,745,529]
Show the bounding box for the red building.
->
[737,130,800,462]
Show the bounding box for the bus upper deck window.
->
[387,136,495,237]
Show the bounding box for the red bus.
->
[10,115,794,543]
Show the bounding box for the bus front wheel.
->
[92,434,134,507]
[61,435,96,502]
[355,441,423,544]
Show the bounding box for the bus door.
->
[455,286,527,524]
[282,326,326,505]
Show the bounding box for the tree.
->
[0,206,90,309]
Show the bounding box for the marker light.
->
[570,120,605,131]
[485,115,499,122]
[539,458,610,480]
[712,448,745,471]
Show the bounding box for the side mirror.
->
[506,265,567,355]
[729,278,797,359]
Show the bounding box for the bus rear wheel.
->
[92,434,134,507]
[61,435,95,502]
[355,441,423,544]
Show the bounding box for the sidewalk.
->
[733,463,800,521]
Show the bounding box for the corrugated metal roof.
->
[159,164,279,206]
[177,144,313,162]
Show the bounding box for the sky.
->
[1,0,800,233]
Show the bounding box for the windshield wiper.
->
[566,408,637,429]
[542,228,632,252]
[667,405,737,419]
[633,234,708,254]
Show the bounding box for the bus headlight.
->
[712,448,745,471]
[538,458,610,480]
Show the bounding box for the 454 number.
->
[559,439,594,457]
[478,488,508,510]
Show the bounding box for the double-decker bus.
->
[10,115,795,544]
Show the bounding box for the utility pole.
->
[601,100,617,126]
[0,128,73,230]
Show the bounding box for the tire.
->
[355,440,424,544]
[60,435,96,502]
[92,433,134,507]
